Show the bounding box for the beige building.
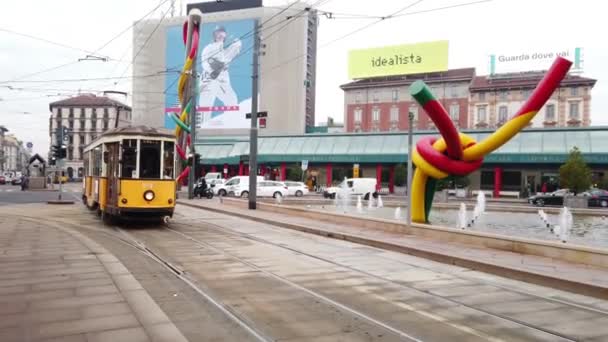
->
[1,133,30,173]
[48,94,131,179]
[469,72,596,129]
[132,4,318,136]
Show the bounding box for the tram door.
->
[105,142,120,207]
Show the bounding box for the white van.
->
[204,172,223,181]
[323,178,377,200]
[215,176,264,197]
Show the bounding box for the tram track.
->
[4,206,607,341]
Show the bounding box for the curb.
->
[178,200,608,301]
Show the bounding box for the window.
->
[477,105,487,122]
[499,91,508,101]
[449,104,460,121]
[225,178,240,186]
[390,106,399,122]
[103,120,109,130]
[355,91,361,103]
[80,108,85,118]
[479,92,485,101]
[354,108,362,123]
[78,147,84,160]
[523,89,532,99]
[569,102,580,119]
[67,147,73,161]
[56,108,62,118]
[103,108,109,119]
[545,104,555,121]
[80,119,86,130]
[92,146,102,176]
[409,106,418,121]
[391,89,399,102]
[372,107,380,122]
[372,91,379,102]
[163,141,175,179]
[450,86,459,98]
[121,139,137,178]
[68,136,73,145]
[91,118,96,130]
[498,106,508,124]
[69,108,74,119]
[68,120,74,130]
[571,87,578,96]
[139,140,161,179]
[79,134,85,145]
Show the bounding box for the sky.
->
[1,0,606,157]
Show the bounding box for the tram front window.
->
[122,139,137,178]
[163,141,175,179]
[140,140,161,179]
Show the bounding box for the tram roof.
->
[100,125,174,139]
[194,126,608,165]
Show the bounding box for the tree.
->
[559,147,592,195]
[286,166,303,181]
[436,175,470,190]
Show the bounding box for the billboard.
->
[348,40,449,79]
[164,18,255,131]
[187,0,262,14]
[489,47,583,75]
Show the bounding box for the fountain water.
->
[538,210,550,228]
[356,195,363,213]
[338,177,349,212]
[558,207,573,243]
[275,193,283,205]
[394,207,402,220]
[458,203,467,230]
[377,195,384,208]
[477,191,486,214]
[368,195,374,209]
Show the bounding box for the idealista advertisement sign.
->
[348,40,449,79]
[489,47,583,74]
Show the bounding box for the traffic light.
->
[59,145,67,159]
[51,144,67,159]
[62,126,70,143]
[49,157,56,166]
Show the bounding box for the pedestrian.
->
[541,182,547,194]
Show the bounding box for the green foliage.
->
[598,178,608,190]
[394,164,407,186]
[435,175,470,190]
[332,168,348,183]
[559,146,592,195]
[286,166,303,181]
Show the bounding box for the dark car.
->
[0,175,5,185]
[587,189,608,208]
[528,189,569,206]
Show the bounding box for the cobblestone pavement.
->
[3,203,608,341]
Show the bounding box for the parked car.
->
[587,189,608,208]
[215,176,264,197]
[204,172,223,181]
[0,175,5,185]
[284,181,307,197]
[11,177,22,186]
[257,181,288,198]
[324,178,377,200]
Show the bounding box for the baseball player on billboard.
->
[199,25,242,125]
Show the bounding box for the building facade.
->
[132,2,318,135]
[48,94,131,179]
[341,68,596,133]
[0,134,30,173]
[469,72,596,129]
[340,68,475,133]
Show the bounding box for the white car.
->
[284,181,307,197]
[324,178,377,200]
[256,181,288,198]
[215,176,264,197]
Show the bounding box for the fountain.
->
[377,195,384,208]
[458,203,467,230]
[394,207,401,220]
[538,210,550,228]
[368,195,374,209]
[558,207,573,243]
[275,193,283,205]
[356,196,363,212]
[338,177,349,213]
[477,191,486,214]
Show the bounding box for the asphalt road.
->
[0,183,81,205]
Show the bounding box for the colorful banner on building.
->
[348,40,449,79]
[165,18,255,131]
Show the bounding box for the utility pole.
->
[406,112,414,226]
[184,10,202,200]
[248,21,261,210]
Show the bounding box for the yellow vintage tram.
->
[82,126,177,223]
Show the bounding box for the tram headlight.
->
[143,190,155,201]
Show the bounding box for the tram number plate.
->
[143,183,154,189]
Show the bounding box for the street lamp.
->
[406,112,414,226]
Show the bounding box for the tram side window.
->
[83,151,89,177]
[122,139,137,179]
[163,141,175,179]
[92,147,102,176]
[140,140,161,179]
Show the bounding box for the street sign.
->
[245,111,268,119]
[353,163,360,178]
[26,142,33,149]
[301,160,308,171]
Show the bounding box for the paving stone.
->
[28,294,124,311]
[75,284,119,296]
[86,327,150,342]
[112,274,143,291]
[32,313,140,339]
[39,334,88,342]
[81,302,132,318]
[122,289,171,325]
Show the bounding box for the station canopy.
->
[195,127,608,165]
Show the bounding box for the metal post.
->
[248,21,260,210]
[184,10,202,200]
[58,127,63,201]
[406,112,414,226]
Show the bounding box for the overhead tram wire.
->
[0,0,172,85]
[259,0,492,77]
